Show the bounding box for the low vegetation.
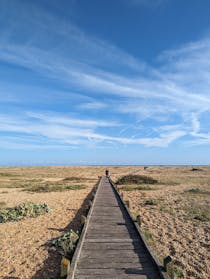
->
[191,167,203,172]
[0,202,50,223]
[167,264,184,278]
[63,177,86,182]
[144,199,157,206]
[121,185,153,191]
[183,201,210,222]
[193,213,209,222]
[24,183,86,193]
[0,171,97,189]
[116,174,158,185]
[52,229,79,259]
[0,172,19,177]
[142,228,153,245]
[185,188,210,195]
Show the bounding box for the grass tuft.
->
[167,264,184,278]
[193,213,209,222]
[185,188,210,195]
[121,185,153,191]
[116,175,158,185]
[0,172,19,177]
[142,228,153,245]
[184,204,210,222]
[63,177,85,182]
[24,184,86,193]
[144,199,157,206]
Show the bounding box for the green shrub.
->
[116,175,158,185]
[173,266,184,278]
[52,229,79,258]
[0,202,50,223]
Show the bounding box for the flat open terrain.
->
[0,166,134,279]
[0,166,209,279]
[115,166,210,279]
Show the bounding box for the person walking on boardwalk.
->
[105,169,109,177]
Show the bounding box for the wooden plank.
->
[80,250,148,258]
[75,267,158,278]
[75,275,156,279]
[77,261,154,269]
[79,257,151,266]
[82,242,144,250]
[75,267,158,275]
[86,228,138,234]
[77,257,151,265]
[85,240,139,244]
[88,222,130,227]
[67,176,167,279]
[87,229,137,235]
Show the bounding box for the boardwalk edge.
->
[67,177,102,279]
[109,177,170,279]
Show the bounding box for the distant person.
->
[105,169,109,177]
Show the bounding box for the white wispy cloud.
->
[0,0,210,149]
[123,0,169,8]
[79,101,107,110]
[26,112,120,128]
[0,111,186,148]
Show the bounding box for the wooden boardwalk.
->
[68,176,168,279]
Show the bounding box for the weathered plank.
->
[75,267,159,279]
[68,176,167,279]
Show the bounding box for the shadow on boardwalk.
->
[29,187,95,279]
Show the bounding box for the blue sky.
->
[0,0,210,166]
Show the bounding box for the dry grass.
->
[121,185,153,191]
[24,183,87,193]
[116,174,158,185]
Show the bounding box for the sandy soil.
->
[0,166,209,279]
[0,166,136,279]
[116,166,210,279]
